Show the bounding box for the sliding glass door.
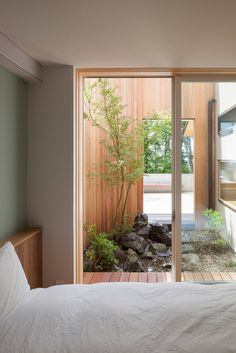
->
[175,76,236,282]
[77,71,236,284]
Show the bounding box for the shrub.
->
[225,259,236,268]
[111,221,134,242]
[84,225,118,272]
[203,208,224,237]
[211,238,227,249]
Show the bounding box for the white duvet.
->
[0,282,236,353]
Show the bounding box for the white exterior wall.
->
[144,174,193,193]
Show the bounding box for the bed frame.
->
[0,228,42,289]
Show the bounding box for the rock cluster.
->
[84,212,201,273]
[117,213,172,272]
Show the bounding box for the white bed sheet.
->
[0,282,236,353]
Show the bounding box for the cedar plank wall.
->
[182,83,215,226]
[84,78,172,247]
[84,79,215,247]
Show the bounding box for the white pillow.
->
[0,242,30,320]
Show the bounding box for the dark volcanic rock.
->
[126,260,145,272]
[150,243,167,253]
[122,249,145,272]
[136,225,151,238]
[126,248,139,262]
[162,263,172,270]
[153,223,169,234]
[120,232,148,255]
[149,223,172,246]
[141,251,155,259]
[141,244,155,259]
[114,248,127,262]
[158,251,171,258]
[133,213,148,232]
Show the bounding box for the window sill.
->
[218,198,236,212]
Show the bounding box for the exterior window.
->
[218,105,236,136]
[219,161,236,210]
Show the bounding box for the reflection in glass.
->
[219,161,236,208]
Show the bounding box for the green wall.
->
[0,67,27,240]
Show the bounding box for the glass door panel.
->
[180,81,236,282]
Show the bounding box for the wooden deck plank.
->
[166,272,172,282]
[110,272,122,282]
[220,272,232,281]
[129,272,139,282]
[120,272,130,282]
[228,272,236,280]
[192,272,204,281]
[89,272,104,284]
[183,272,195,281]
[157,272,167,283]
[138,273,148,282]
[211,272,223,281]
[84,271,235,284]
[100,272,112,282]
[201,272,213,281]
[83,272,94,284]
[147,272,157,283]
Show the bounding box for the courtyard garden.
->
[84,209,236,273]
[83,78,236,275]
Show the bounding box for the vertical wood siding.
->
[83,78,215,246]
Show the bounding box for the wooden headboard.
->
[0,228,42,289]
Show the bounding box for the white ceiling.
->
[1,0,236,68]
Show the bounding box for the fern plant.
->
[84,225,118,272]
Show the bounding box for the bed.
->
[1,235,236,353]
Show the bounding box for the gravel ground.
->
[141,231,236,273]
[194,241,236,272]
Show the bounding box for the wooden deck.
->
[84,271,236,284]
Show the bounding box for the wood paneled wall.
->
[83,78,215,246]
[0,228,42,288]
[182,83,215,225]
[84,78,172,246]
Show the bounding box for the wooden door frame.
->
[75,69,236,284]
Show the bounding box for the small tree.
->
[84,79,144,228]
